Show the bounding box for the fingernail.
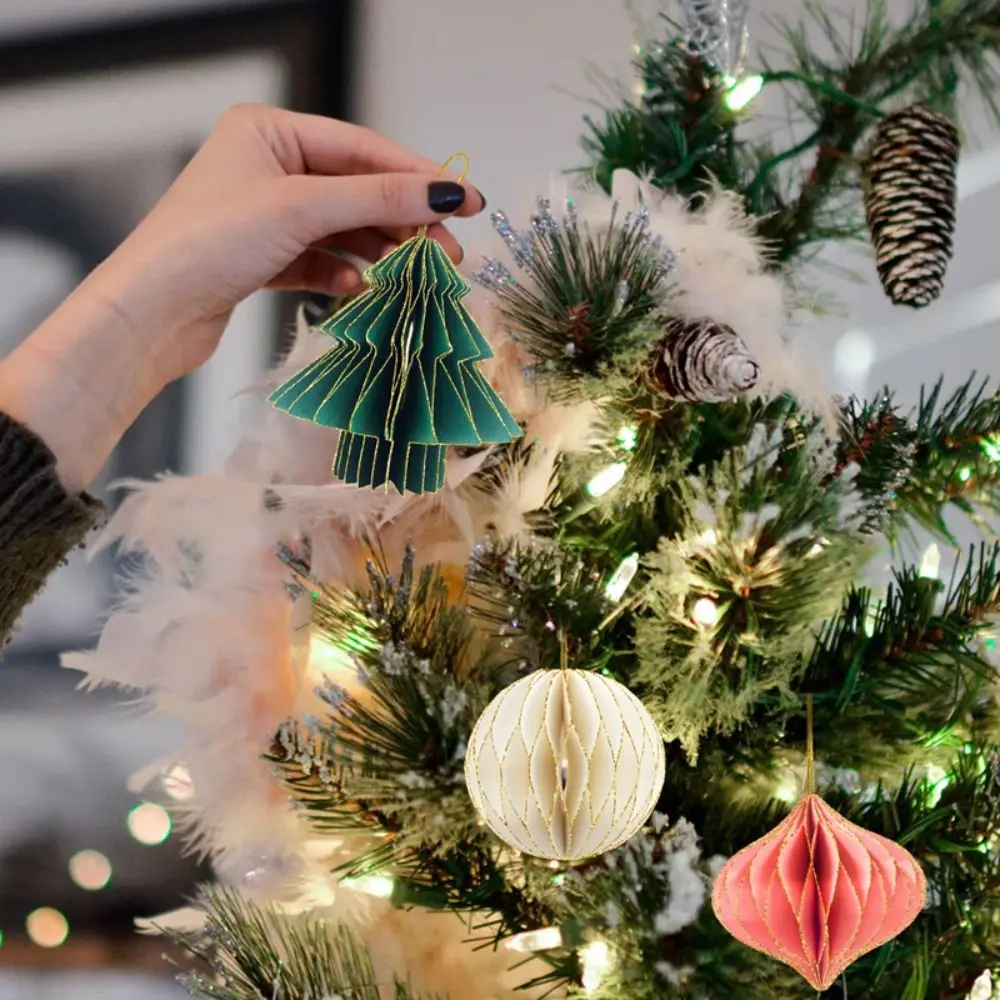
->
[475,188,487,212]
[428,180,466,214]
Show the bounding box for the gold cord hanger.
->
[418,152,471,240]
[805,692,815,797]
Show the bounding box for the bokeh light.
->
[26,908,69,948]
[68,850,113,891]
[127,802,172,846]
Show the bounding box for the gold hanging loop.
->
[418,152,471,239]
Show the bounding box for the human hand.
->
[92,103,486,386]
[0,105,486,491]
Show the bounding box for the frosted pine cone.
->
[864,103,959,308]
[651,317,759,403]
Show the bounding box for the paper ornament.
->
[712,793,926,991]
[269,233,521,495]
[464,669,665,862]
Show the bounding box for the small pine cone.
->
[864,103,959,308]
[651,317,760,403]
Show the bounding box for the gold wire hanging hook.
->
[559,631,569,673]
[418,152,472,239]
[805,693,815,797]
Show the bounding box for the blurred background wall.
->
[0,0,996,997]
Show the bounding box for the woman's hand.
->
[0,105,485,492]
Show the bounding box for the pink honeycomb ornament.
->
[712,794,925,991]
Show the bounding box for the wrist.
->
[0,275,168,493]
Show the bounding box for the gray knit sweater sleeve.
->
[0,413,103,645]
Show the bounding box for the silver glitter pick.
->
[564,196,578,230]
[626,206,651,235]
[648,235,678,277]
[531,196,560,237]
[472,256,515,291]
[491,210,535,266]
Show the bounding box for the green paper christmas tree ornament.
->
[269,158,521,495]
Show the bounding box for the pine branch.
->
[840,377,1000,540]
[272,548,490,861]
[476,196,674,400]
[174,887,433,1000]
[797,546,1000,772]
[632,416,867,755]
[584,0,1000,263]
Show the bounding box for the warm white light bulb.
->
[696,528,718,547]
[774,782,798,804]
[506,926,564,953]
[580,939,612,993]
[616,425,639,451]
[605,553,639,602]
[692,597,720,627]
[344,874,394,899]
[586,462,628,498]
[919,543,941,580]
[725,73,764,111]
[309,633,356,676]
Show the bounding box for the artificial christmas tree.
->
[65,1,1000,998]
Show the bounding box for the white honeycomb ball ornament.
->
[464,669,665,861]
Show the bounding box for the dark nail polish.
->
[476,188,488,212]
[428,180,466,214]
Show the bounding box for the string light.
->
[309,633,356,676]
[696,528,718,547]
[724,73,764,110]
[26,908,69,948]
[127,802,172,846]
[807,537,830,558]
[958,466,973,483]
[863,606,879,637]
[344,874,395,899]
[775,782,798,804]
[605,553,639,602]
[692,596,720,627]
[68,850,112,891]
[505,926,563,953]
[580,939,612,993]
[616,425,639,451]
[982,435,1000,463]
[586,462,628,498]
[925,765,950,807]
[919,543,941,580]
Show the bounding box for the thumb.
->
[274,173,484,245]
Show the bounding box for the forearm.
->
[0,264,167,494]
[0,268,167,644]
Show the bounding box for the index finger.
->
[268,108,451,179]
